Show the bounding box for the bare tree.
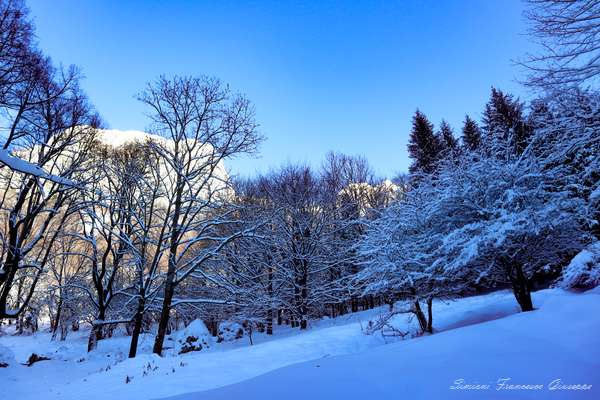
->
[523,0,600,88]
[73,143,151,351]
[125,141,168,358]
[137,75,262,355]
[46,225,88,340]
[0,0,99,320]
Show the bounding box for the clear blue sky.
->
[27,0,533,178]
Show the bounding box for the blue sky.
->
[27,0,533,178]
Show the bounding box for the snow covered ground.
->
[1,288,598,400]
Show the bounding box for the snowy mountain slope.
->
[161,289,600,400]
[0,289,597,400]
[97,129,164,147]
[0,128,230,192]
[96,128,229,188]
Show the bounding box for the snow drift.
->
[161,289,600,400]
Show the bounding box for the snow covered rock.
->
[171,320,213,354]
[217,321,244,343]
[0,343,15,367]
[560,242,600,289]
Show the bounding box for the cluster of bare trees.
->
[0,0,397,358]
[215,155,397,333]
[59,76,261,357]
[0,0,99,323]
[0,0,265,357]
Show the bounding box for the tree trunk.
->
[153,274,176,355]
[129,296,146,358]
[266,309,273,335]
[413,300,428,333]
[509,263,534,312]
[300,314,307,330]
[426,297,433,333]
[88,307,105,352]
[266,265,273,335]
[154,173,183,356]
[51,298,63,340]
[351,297,358,313]
[0,223,22,319]
[15,279,23,334]
[87,328,98,352]
[299,267,308,330]
[338,302,347,316]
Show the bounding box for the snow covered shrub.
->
[560,242,600,289]
[171,320,213,354]
[217,321,244,343]
[363,307,413,340]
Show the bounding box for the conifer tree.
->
[461,115,481,151]
[438,120,459,158]
[481,88,531,160]
[407,110,441,175]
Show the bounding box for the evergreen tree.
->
[461,115,481,151]
[438,120,459,158]
[527,98,554,132]
[481,88,531,160]
[407,110,441,175]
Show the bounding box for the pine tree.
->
[438,120,459,157]
[461,115,481,151]
[481,88,531,160]
[407,110,441,175]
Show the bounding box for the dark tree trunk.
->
[207,320,218,337]
[299,267,308,330]
[0,222,23,319]
[509,263,534,312]
[87,329,98,352]
[15,279,23,334]
[266,309,273,335]
[300,315,307,330]
[88,307,106,352]
[426,297,433,333]
[51,299,63,340]
[386,297,394,311]
[154,177,183,356]
[351,297,358,313]
[413,300,428,333]
[153,276,175,355]
[266,266,273,335]
[128,296,146,358]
